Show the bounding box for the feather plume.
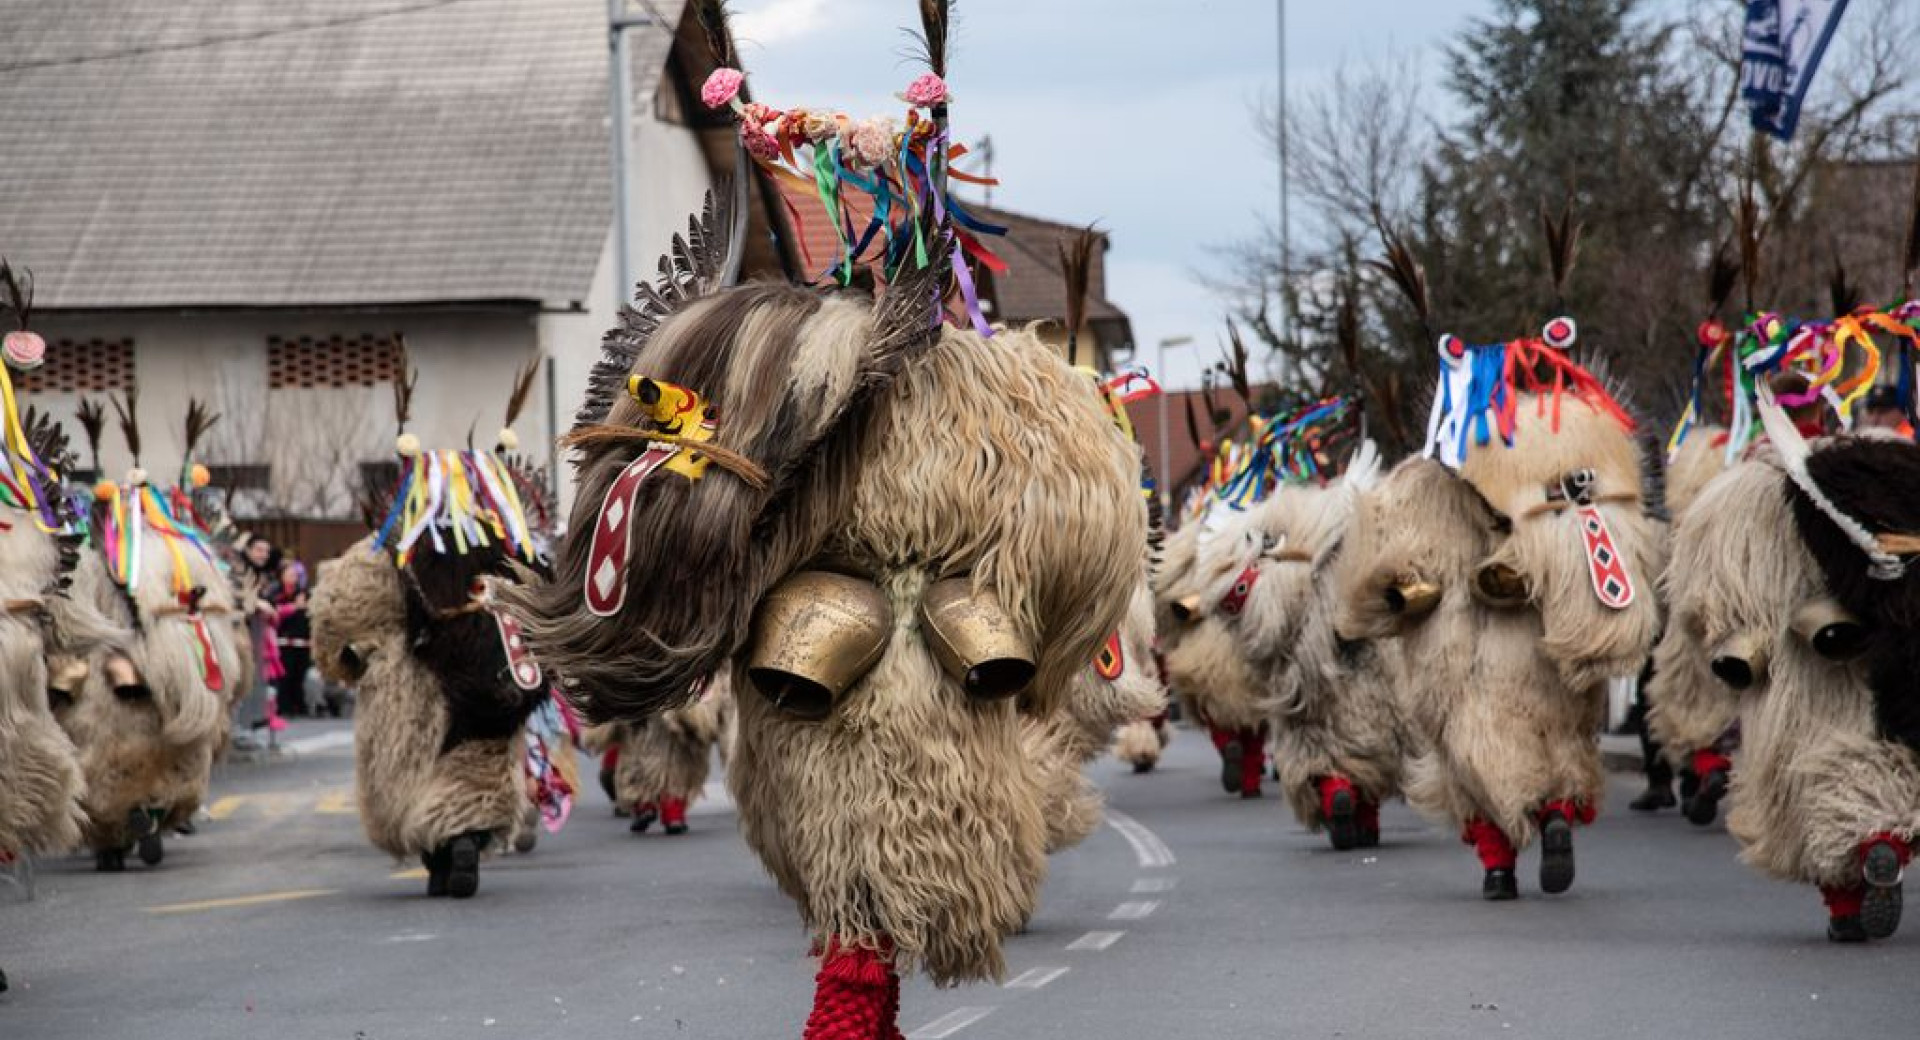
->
[1184,391,1204,451]
[182,399,219,461]
[1705,239,1739,316]
[1366,216,1430,332]
[504,354,541,429]
[692,0,738,72]
[1738,180,1762,312]
[1829,255,1860,317]
[1222,323,1253,411]
[110,386,140,466]
[76,397,105,474]
[391,334,417,432]
[1540,196,1582,304]
[1904,159,1920,296]
[1335,276,1362,382]
[0,259,31,329]
[21,405,73,474]
[577,183,741,432]
[912,0,952,78]
[1058,226,1097,367]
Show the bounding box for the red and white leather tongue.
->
[495,608,544,691]
[1577,505,1634,610]
[582,445,680,618]
[190,615,226,692]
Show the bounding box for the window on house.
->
[17,338,135,392]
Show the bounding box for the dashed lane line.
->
[145,889,338,914]
[1065,930,1125,951]
[1131,877,1177,893]
[1104,809,1176,869]
[1003,966,1071,990]
[1108,900,1160,921]
[906,1006,996,1039]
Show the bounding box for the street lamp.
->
[1155,334,1194,500]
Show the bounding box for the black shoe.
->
[598,766,617,803]
[1326,788,1359,851]
[629,804,658,833]
[423,848,450,897]
[664,820,689,836]
[125,807,157,840]
[1220,740,1244,794]
[173,818,197,836]
[1482,868,1518,901]
[95,848,125,872]
[1861,842,1904,940]
[1683,769,1728,827]
[1828,915,1870,943]
[1628,786,1676,812]
[0,966,8,993]
[1358,826,1381,849]
[1131,760,1154,774]
[1539,812,1576,895]
[1678,768,1700,802]
[445,833,481,899]
[137,832,164,867]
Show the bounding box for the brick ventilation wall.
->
[17,338,135,392]
[267,334,400,390]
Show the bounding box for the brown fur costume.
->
[1339,398,1661,848]
[309,539,530,861]
[0,505,94,856]
[1658,454,1920,891]
[506,285,1145,987]
[57,515,243,854]
[598,676,733,817]
[1155,515,1268,732]
[1219,463,1414,833]
[1645,427,1739,765]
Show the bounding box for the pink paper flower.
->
[701,68,745,110]
[844,117,898,168]
[2,330,45,370]
[740,119,780,161]
[900,73,950,107]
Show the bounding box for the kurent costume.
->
[502,15,1144,1033]
[1654,302,1920,942]
[1155,513,1272,797]
[585,674,732,836]
[53,397,244,871]
[1339,237,1660,899]
[0,275,94,889]
[1208,404,1417,850]
[309,354,552,898]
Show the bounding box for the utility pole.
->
[608,0,655,313]
[1276,0,1292,382]
[1156,334,1194,500]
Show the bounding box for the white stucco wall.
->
[539,107,718,514]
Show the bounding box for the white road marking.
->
[906,1006,996,1038]
[1003,965,1070,990]
[382,932,437,943]
[1066,930,1125,951]
[1108,900,1160,921]
[280,730,355,755]
[1104,809,1175,869]
[1131,877,1177,894]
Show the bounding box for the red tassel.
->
[803,938,898,1040]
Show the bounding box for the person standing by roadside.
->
[270,560,312,718]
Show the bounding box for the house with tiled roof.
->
[775,180,1134,370]
[0,0,767,554]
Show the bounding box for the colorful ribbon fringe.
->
[1210,396,1359,510]
[370,449,539,567]
[99,483,216,597]
[0,357,60,532]
[1423,328,1632,471]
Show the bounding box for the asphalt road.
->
[2,719,1913,1039]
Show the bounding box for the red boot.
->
[660,796,689,836]
[1463,818,1517,900]
[1823,884,1868,943]
[802,938,898,1040]
[1684,749,1732,827]
[1356,799,1381,849]
[1211,726,1243,794]
[1238,727,1265,799]
[1318,775,1358,850]
[1859,833,1910,940]
[1536,800,1590,896]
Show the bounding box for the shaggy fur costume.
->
[0,508,97,856]
[599,676,733,818]
[1663,455,1920,890]
[1155,515,1268,732]
[1338,398,1661,848]
[1218,470,1414,833]
[310,539,536,860]
[1027,580,1166,852]
[58,524,243,852]
[508,286,1144,987]
[1646,427,1739,766]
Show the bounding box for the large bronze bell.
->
[1384,578,1441,619]
[746,571,892,721]
[1472,561,1529,608]
[1791,598,1870,662]
[920,577,1037,700]
[1709,630,1770,690]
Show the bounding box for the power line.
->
[0,0,482,75]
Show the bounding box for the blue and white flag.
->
[1741,0,1849,141]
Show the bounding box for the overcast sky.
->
[726,0,1494,387]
